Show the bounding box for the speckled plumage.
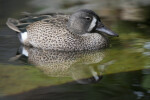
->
[26,15,108,51]
[19,47,105,77]
[6,9,118,51]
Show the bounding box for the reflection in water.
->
[14,46,106,84]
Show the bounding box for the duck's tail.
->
[6,18,29,44]
[6,18,21,32]
[6,13,62,44]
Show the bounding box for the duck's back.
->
[26,15,76,50]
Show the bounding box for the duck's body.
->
[26,15,108,51]
[7,9,118,51]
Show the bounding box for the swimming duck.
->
[6,9,118,51]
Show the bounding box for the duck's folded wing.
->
[6,13,60,33]
[6,18,21,32]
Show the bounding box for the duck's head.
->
[67,9,118,37]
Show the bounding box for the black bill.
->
[96,22,118,37]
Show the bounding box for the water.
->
[0,0,150,100]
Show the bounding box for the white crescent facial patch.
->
[88,17,97,32]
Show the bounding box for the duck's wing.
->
[6,13,67,33]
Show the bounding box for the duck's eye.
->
[85,17,91,21]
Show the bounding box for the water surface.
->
[0,0,150,100]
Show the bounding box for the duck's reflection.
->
[16,46,106,84]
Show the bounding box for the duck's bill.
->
[96,26,119,37]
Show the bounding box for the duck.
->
[6,9,118,51]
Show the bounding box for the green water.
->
[0,0,150,100]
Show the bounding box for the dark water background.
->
[0,0,150,100]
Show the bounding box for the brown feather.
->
[6,18,21,32]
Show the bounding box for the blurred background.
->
[0,0,150,100]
